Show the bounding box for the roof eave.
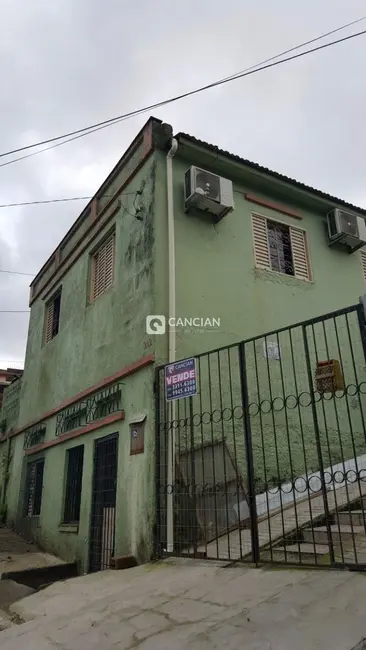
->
[175,133,366,217]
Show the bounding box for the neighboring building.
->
[0,368,23,411]
[2,116,366,572]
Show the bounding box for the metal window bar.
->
[56,403,87,436]
[63,446,84,523]
[55,384,122,437]
[23,424,46,450]
[23,459,44,517]
[86,384,122,423]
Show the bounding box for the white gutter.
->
[166,137,178,553]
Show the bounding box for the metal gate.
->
[89,434,118,572]
[155,302,366,570]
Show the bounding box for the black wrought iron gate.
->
[155,303,366,570]
[89,434,118,572]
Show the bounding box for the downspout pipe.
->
[167,137,178,363]
[166,137,178,553]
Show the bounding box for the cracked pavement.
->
[1,558,366,649]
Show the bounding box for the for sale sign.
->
[165,358,197,402]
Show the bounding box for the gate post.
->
[189,397,198,556]
[238,342,260,565]
[154,367,162,558]
[358,295,366,363]
[302,325,335,565]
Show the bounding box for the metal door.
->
[89,434,118,572]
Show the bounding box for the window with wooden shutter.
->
[360,249,366,284]
[44,292,61,344]
[91,233,115,301]
[44,302,54,344]
[290,226,311,281]
[252,214,270,269]
[252,214,311,281]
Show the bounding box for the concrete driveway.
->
[1,559,366,649]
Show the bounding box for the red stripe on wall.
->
[244,193,302,220]
[8,353,154,440]
[24,411,125,455]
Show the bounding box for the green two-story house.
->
[1,116,366,572]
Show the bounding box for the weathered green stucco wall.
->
[154,146,366,493]
[19,156,157,426]
[1,378,22,432]
[169,153,366,357]
[5,145,161,568]
[6,127,366,563]
[6,365,155,571]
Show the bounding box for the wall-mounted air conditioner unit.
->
[327,209,366,253]
[184,166,234,222]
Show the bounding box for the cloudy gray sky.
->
[0,0,365,368]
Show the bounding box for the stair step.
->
[303,524,365,545]
[284,543,329,555]
[269,543,329,564]
[336,510,366,527]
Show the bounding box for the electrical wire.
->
[0,20,365,165]
[0,310,30,313]
[0,270,35,277]
[0,191,137,208]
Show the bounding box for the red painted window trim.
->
[8,353,154,440]
[244,193,302,220]
[24,411,125,455]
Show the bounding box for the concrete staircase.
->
[268,496,366,565]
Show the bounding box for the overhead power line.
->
[0,191,137,208]
[0,18,365,166]
[0,310,30,313]
[0,19,364,285]
[0,270,35,277]
[0,196,91,208]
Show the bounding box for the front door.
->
[89,434,118,572]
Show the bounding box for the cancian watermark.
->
[146,315,220,335]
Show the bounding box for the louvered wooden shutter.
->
[290,227,311,281]
[44,301,54,343]
[104,234,115,291]
[252,215,270,269]
[92,234,115,300]
[360,249,366,284]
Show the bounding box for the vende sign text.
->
[165,358,197,402]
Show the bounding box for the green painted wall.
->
[153,146,366,497]
[6,131,366,562]
[19,156,157,427]
[6,365,155,571]
[170,154,366,357]
[1,379,22,431]
[5,150,160,567]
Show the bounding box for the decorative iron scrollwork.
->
[23,423,46,450]
[86,383,122,422]
[55,383,122,436]
[56,402,87,436]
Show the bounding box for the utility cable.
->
[0,191,137,208]
[0,270,35,277]
[0,20,365,164]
